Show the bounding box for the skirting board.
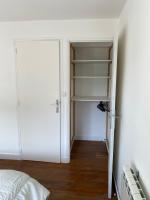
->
[75,135,105,141]
[0,153,21,160]
[0,153,70,163]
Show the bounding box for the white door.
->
[16,40,60,163]
[108,39,118,198]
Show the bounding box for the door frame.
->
[14,38,63,162]
[67,37,118,198]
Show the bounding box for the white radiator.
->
[121,167,146,200]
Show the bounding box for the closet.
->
[70,41,117,198]
[70,41,113,146]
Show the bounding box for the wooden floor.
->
[0,140,116,200]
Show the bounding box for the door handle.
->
[50,99,60,113]
[56,99,60,113]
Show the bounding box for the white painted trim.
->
[113,175,121,200]
[61,39,71,163]
[59,39,63,163]
[75,135,105,141]
[13,38,62,42]
[13,40,23,160]
[68,37,114,43]
[0,153,21,160]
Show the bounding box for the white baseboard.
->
[0,153,21,160]
[75,135,105,141]
[0,153,70,163]
[113,175,121,200]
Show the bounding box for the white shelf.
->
[71,42,113,48]
[71,96,110,102]
[72,60,112,64]
[72,76,110,79]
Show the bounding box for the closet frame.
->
[70,44,76,148]
[70,41,113,147]
[106,44,113,149]
[69,39,118,198]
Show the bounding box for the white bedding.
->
[0,170,50,200]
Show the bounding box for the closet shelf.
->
[71,96,110,102]
[71,60,112,64]
[72,76,110,79]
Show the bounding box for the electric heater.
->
[121,167,146,200]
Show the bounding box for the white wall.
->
[114,0,150,197]
[0,19,118,162]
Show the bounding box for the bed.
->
[0,170,50,200]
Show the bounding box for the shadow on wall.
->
[113,23,150,199]
[113,26,128,182]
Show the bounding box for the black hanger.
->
[97,101,110,112]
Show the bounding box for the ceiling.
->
[0,0,126,21]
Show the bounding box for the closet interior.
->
[70,41,113,148]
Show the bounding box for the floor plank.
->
[0,140,116,200]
